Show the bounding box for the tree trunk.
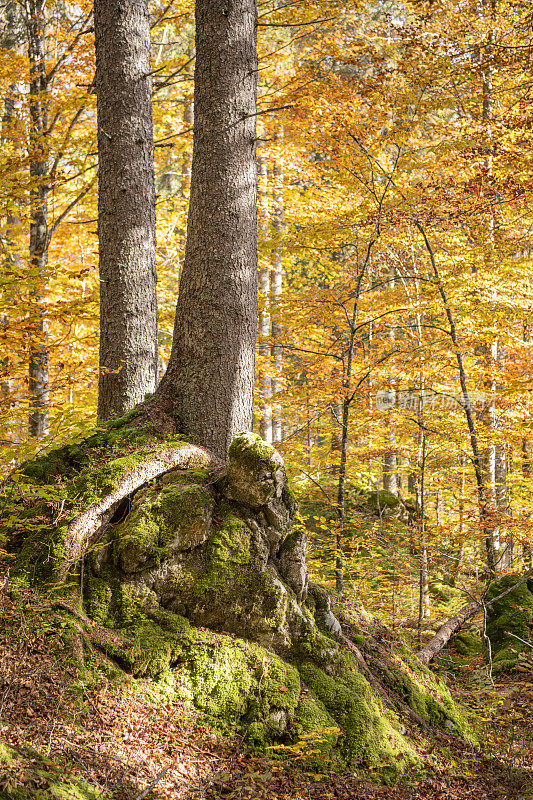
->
[382,265,397,494]
[95,0,158,420]
[271,126,284,443]
[154,0,258,461]
[452,456,466,585]
[26,0,49,438]
[257,130,272,443]
[496,442,511,568]
[523,436,532,569]
[1,9,23,430]
[180,43,194,200]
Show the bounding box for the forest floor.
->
[0,583,531,800]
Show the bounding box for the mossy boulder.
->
[365,489,409,523]
[455,629,483,656]
[9,415,198,585]
[486,574,533,671]
[8,428,474,779]
[87,433,306,652]
[113,483,214,573]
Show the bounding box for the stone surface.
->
[88,432,309,651]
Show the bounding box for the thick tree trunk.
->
[95,0,158,420]
[154,0,258,461]
[26,0,49,438]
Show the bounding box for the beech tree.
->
[153,0,258,461]
[95,0,158,420]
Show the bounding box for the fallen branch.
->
[505,631,533,650]
[416,570,533,665]
[131,766,171,800]
[59,444,222,580]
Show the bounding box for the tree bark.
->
[271,126,284,443]
[180,44,194,200]
[95,0,158,420]
[522,436,532,569]
[154,0,258,462]
[257,131,272,443]
[26,0,49,438]
[382,265,397,494]
[1,6,23,429]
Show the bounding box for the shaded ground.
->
[0,581,531,800]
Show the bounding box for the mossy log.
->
[417,570,533,665]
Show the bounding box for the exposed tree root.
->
[59,444,223,580]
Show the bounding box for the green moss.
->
[85,577,113,625]
[161,467,211,486]
[389,646,474,740]
[13,524,70,585]
[228,431,277,468]
[112,483,214,573]
[282,485,298,517]
[0,738,107,800]
[367,489,400,511]
[158,484,213,541]
[455,630,482,656]
[106,408,142,429]
[96,609,300,739]
[72,453,145,505]
[486,575,533,670]
[293,697,339,752]
[0,740,15,765]
[298,660,416,771]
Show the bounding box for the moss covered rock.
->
[8,428,474,780]
[86,433,306,652]
[455,629,483,656]
[486,574,533,670]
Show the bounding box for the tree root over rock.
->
[59,444,223,580]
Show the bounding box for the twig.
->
[258,15,336,27]
[481,598,494,685]
[131,767,170,800]
[505,631,533,649]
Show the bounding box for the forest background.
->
[1,0,532,626]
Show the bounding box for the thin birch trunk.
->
[257,127,272,443]
[271,126,283,443]
[26,0,49,438]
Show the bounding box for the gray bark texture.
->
[26,0,49,438]
[155,0,258,462]
[271,128,283,443]
[257,134,272,444]
[95,0,158,420]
